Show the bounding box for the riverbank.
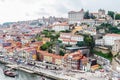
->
[0,58,77,80]
[0,63,51,80]
[0,56,110,80]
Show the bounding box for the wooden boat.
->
[3,68,17,77]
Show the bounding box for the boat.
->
[3,68,17,77]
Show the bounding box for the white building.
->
[95,34,120,46]
[112,40,120,53]
[95,39,104,46]
[52,22,69,32]
[81,19,95,26]
[103,34,120,46]
[68,9,84,24]
[114,20,120,26]
[92,9,106,19]
[59,33,84,45]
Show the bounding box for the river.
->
[0,63,51,80]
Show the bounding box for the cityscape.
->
[0,0,120,80]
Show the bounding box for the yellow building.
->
[42,38,50,44]
[72,26,83,34]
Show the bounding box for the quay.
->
[0,58,76,80]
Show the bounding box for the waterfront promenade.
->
[0,56,111,80]
[0,57,77,80]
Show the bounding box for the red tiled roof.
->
[37,50,63,59]
[105,33,120,37]
[54,22,69,26]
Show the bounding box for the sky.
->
[0,0,120,24]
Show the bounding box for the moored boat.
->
[3,68,17,77]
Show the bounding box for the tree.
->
[96,23,120,34]
[84,35,95,55]
[40,42,52,51]
[59,50,65,56]
[90,13,96,19]
[40,44,48,50]
[84,11,90,19]
[76,41,86,47]
[115,14,120,20]
[36,37,42,41]
[108,11,115,19]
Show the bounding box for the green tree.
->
[96,23,120,34]
[84,11,90,19]
[40,42,52,51]
[36,37,42,41]
[115,14,120,20]
[40,44,48,50]
[76,41,86,47]
[90,13,96,19]
[59,50,65,56]
[108,11,115,19]
[84,35,95,55]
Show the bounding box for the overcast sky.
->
[0,0,120,23]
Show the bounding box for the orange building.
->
[37,50,63,65]
[63,50,88,70]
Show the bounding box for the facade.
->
[63,50,88,70]
[103,34,120,46]
[68,9,84,24]
[95,34,120,46]
[52,22,69,32]
[92,9,106,19]
[95,19,107,26]
[81,19,95,26]
[59,33,84,45]
[37,50,63,65]
[95,39,104,46]
[112,40,120,53]
[98,9,106,18]
[94,46,110,54]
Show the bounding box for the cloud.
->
[0,0,120,23]
[35,8,50,16]
[0,0,5,2]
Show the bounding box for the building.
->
[81,19,95,26]
[52,22,69,32]
[63,50,88,70]
[92,9,106,19]
[68,9,84,24]
[59,33,84,45]
[114,20,120,26]
[95,34,120,46]
[98,9,106,18]
[94,46,110,54]
[37,50,63,65]
[95,39,104,46]
[103,34,120,46]
[112,40,120,53]
[95,19,107,26]
[17,47,37,60]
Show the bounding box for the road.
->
[0,54,117,80]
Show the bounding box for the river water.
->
[0,63,51,80]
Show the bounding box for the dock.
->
[0,59,71,80]
[19,67,34,74]
[6,64,19,69]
